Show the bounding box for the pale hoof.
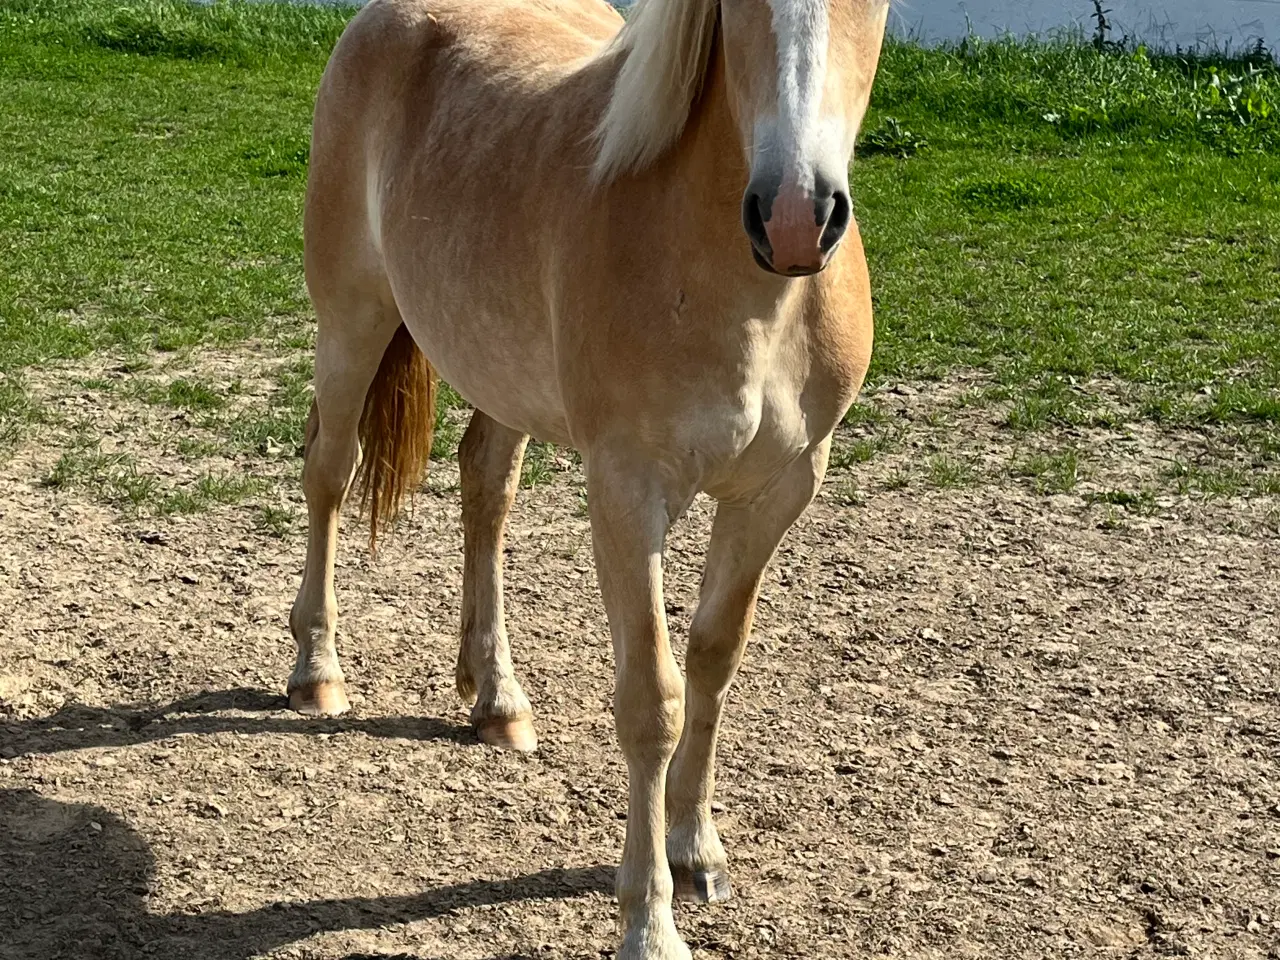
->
[671,864,732,903]
[475,715,538,752]
[288,680,351,717]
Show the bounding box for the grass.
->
[1,0,1278,516]
[1163,461,1280,498]
[925,454,978,489]
[1084,488,1161,515]
[831,431,898,470]
[41,432,268,516]
[1013,448,1084,494]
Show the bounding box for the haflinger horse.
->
[289,0,889,955]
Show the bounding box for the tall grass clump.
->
[873,35,1280,153]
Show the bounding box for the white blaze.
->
[766,0,831,190]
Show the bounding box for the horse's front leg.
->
[586,451,691,960]
[666,440,830,901]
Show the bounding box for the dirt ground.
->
[1,361,1278,960]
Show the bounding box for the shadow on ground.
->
[0,787,612,960]
[2,687,476,759]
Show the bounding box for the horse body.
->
[291,0,889,956]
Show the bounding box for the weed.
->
[242,139,309,179]
[521,441,557,488]
[843,402,889,428]
[1085,488,1160,515]
[926,454,977,489]
[831,477,865,506]
[831,431,897,469]
[258,503,296,537]
[165,378,224,411]
[884,469,911,491]
[1163,461,1252,498]
[1097,506,1128,531]
[1013,448,1083,494]
[431,382,469,460]
[1254,473,1280,496]
[0,374,38,446]
[175,435,224,458]
[859,117,928,158]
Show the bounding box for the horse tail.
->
[354,323,437,552]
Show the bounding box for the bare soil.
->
[1,360,1278,960]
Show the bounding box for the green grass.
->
[1084,488,1161,516]
[1,0,1278,513]
[858,39,1280,428]
[1012,447,1084,494]
[41,433,269,515]
[830,431,898,469]
[925,454,978,489]
[0,373,38,446]
[0,0,339,378]
[125,375,228,411]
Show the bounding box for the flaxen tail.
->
[352,323,437,552]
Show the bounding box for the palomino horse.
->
[289,0,889,955]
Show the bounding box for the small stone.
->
[935,791,956,807]
[89,821,102,832]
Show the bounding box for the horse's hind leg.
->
[665,441,830,901]
[288,292,402,716]
[455,410,537,751]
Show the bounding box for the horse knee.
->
[616,677,685,763]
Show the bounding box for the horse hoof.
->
[288,680,351,717]
[475,715,538,752]
[671,865,732,903]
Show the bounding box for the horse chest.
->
[681,327,855,498]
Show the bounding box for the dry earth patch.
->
[1,352,1278,960]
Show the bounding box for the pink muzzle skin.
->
[761,185,826,275]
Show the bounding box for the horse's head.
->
[723,0,889,276]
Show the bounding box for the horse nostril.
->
[819,189,851,255]
[741,190,772,258]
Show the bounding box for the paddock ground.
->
[1,358,1277,960]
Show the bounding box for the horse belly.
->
[398,295,571,446]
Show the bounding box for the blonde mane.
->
[591,0,721,184]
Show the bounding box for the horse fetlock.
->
[468,675,532,723]
[616,908,691,960]
[666,817,731,902]
[469,677,536,752]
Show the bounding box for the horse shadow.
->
[0,787,613,960]
[2,687,477,759]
